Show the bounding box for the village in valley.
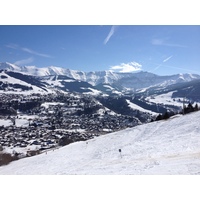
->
[0,92,141,162]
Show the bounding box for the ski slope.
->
[126,99,158,115]
[1,111,200,175]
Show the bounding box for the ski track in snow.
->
[1,111,200,175]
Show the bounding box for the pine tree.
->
[155,114,163,121]
[163,112,170,120]
[194,103,199,111]
[188,103,194,113]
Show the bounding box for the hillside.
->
[1,111,200,175]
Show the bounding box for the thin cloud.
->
[163,64,200,74]
[149,61,200,74]
[152,64,162,72]
[163,55,173,63]
[151,39,164,45]
[110,61,142,73]
[21,47,51,58]
[14,57,34,65]
[104,25,119,45]
[151,39,186,48]
[5,44,19,49]
[6,43,51,58]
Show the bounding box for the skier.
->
[119,149,122,158]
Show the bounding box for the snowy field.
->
[0,114,39,127]
[145,91,189,107]
[1,111,200,175]
[126,99,158,115]
[40,102,65,109]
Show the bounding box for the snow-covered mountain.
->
[1,110,200,175]
[0,70,52,94]
[0,62,121,85]
[1,62,200,90]
[40,75,101,94]
[114,71,200,92]
[0,69,102,95]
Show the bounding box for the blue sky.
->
[0,25,200,75]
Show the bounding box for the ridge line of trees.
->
[155,103,199,121]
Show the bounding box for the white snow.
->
[0,115,39,127]
[0,71,30,86]
[0,71,54,94]
[145,91,200,112]
[63,79,75,82]
[146,91,183,107]
[40,102,65,109]
[44,79,65,88]
[5,62,22,71]
[1,110,200,175]
[103,84,114,90]
[126,99,158,115]
[48,66,66,75]
[0,119,12,127]
[82,87,102,95]
[102,84,122,94]
[43,76,75,89]
[14,119,28,127]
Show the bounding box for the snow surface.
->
[1,111,200,175]
[0,119,12,127]
[126,99,158,115]
[0,71,54,94]
[146,91,184,107]
[146,91,200,111]
[82,87,102,95]
[0,115,39,127]
[103,84,114,90]
[41,102,65,109]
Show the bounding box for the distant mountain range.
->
[1,61,200,109]
[1,62,200,92]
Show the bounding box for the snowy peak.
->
[85,70,121,85]
[0,62,200,91]
[0,62,68,77]
[0,62,21,71]
[177,73,199,82]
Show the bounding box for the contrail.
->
[104,25,118,45]
[22,47,51,58]
[163,65,200,74]
[149,61,200,74]
[163,55,173,63]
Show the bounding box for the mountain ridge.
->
[1,62,200,91]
